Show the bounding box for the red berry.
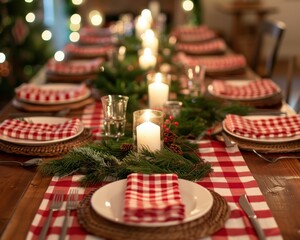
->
[165,119,170,124]
[165,127,170,132]
[174,121,179,127]
[169,115,174,121]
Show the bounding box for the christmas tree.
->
[0,0,53,104]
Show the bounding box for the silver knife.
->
[239,194,266,240]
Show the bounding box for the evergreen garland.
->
[39,138,213,187]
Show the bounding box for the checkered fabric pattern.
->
[46,58,103,75]
[64,43,114,58]
[26,139,282,239]
[212,79,280,99]
[15,83,89,104]
[171,26,217,43]
[0,117,81,141]
[224,114,300,139]
[123,173,185,223]
[80,102,104,140]
[177,53,246,72]
[176,39,226,55]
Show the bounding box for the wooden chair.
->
[251,20,286,78]
[286,55,300,113]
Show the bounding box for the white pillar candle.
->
[135,15,150,38]
[148,73,169,109]
[142,29,158,54]
[136,121,161,152]
[139,48,156,69]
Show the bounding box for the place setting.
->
[222,113,300,152]
[77,173,230,240]
[0,115,93,157]
[12,82,95,113]
[208,78,283,107]
[46,57,104,82]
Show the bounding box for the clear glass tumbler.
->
[101,95,129,138]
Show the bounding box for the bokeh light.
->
[182,0,194,12]
[54,51,65,61]
[69,32,80,42]
[0,52,6,63]
[25,12,36,23]
[41,30,52,41]
[89,10,103,26]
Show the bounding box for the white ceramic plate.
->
[208,80,281,100]
[223,115,300,143]
[17,83,91,105]
[0,117,84,146]
[90,179,213,227]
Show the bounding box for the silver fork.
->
[253,149,300,163]
[59,188,79,240]
[39,191,64,240]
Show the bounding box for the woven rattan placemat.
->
[214,92,283,108]
[0,129,93,157]
[223,132,300,153]
[77,189,230,240]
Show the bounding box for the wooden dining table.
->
[0,37,300,239]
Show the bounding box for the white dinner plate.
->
[223,115,300,143]
[17,83,91,105]
[0,117,84,146]
[208,80,281,100]
[90,178,213,227]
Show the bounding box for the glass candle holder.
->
[185,64,206,96]
[163,100,183,118]
[147,72,171,110]
[101,95,129,138]
[133,109,164,152]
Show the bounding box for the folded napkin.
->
[177,53,246,72]
[123,173,185,223]
[212,79,279,99]
[176,39,226,55]
[171,25,217,43]
[224,114,300,139]
[0,117,81,141]
[15,83,89,104]
[64,43,114,58]
[47,58,103,75]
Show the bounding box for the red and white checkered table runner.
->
[26,102,282,239]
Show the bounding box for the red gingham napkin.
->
[15,83,89,104]
[224,114,300,139]
[46,58,103,75]
[176,39,226,55]
[212,79,279,99]
[171,25,218,43]
[177,53,247,72]
[64,43,114,58]
[0,117,81,141]
[123,173,185,223]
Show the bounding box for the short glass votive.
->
[163,101,183,118]
[147,72,171,110]
[185,65,206,96]
[101,95,129,138]
[133,109,164,152]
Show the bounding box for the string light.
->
[182,0,194,12]
[0,52,6,64]
[70,23,81,32]
[41,30,52,41]
[25,12,36,23]
[89,10,103,26]
[24,0,34,3]
[72,0,83,5]
[70,14,81,25]
[69,32,80,42]
[54,51,65,61]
